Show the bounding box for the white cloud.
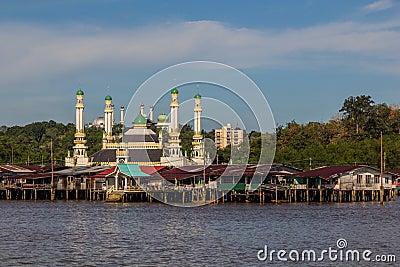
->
[0,19,400,86]
[363,0,394,12]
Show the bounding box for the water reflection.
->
[0,200,398,266]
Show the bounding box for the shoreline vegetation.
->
[1,95,400,170]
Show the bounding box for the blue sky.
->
[0,0,399,130]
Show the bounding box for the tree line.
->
[209,95,400,169]
[1,95,399,170]
[273,95,400,170]
[0,121,102,165]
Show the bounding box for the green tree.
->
[388,105,400,134]
[179,124,194,156]
[86,126,103,156]
[365,103,391,137]
[339,95,374,134]
[216,145,231,164]
[112,123,124,136]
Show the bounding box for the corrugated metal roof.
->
[157,165,228,181]
[0,164,35,173]
[387,170,400,176]
[294,166,368,180]
[155,164,302,181]
[55,166,110,176]
[6,173,53,179]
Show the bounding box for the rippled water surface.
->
[0,200,399,266]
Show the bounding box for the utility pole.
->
[27,141,33,165]
[383,152,386,171]
[380,131,384,205]
[51,139,55,201]
[203,141,206,186]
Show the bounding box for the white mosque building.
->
[65,88,208,167]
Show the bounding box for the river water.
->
[0,200,399,266]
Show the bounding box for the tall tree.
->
[179,124,194,156]
[365,103,391,137]
[339,95,374,134]
[388,105,400,134]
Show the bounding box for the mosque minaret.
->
[169,89,179,133]
[66,87,205,167]
[167,89,182,158]
[103,95,114,148]
[149,105,154,122]
[191,93,204,164]
[160,88,188,166]
[140,103,145,116]
[120,106,125,126]
[111,103,115,125]
[65,89,89,167]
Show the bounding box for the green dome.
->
[194,93,201,99]
[76,89,84,95]
[105,95,112,101]
[157,113,168,123]
[171,88,179,94]
[133,114,147,125]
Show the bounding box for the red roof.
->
[139,166,167,175]
[155,165,228,181]
[0,165,65,174]
[388,170,400,175]
[5,173,53,179]
[0,164,34,173]
[152,164,301,181]
[268,171,296,176]
[89,166,116,178]
[294,166,366,180]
